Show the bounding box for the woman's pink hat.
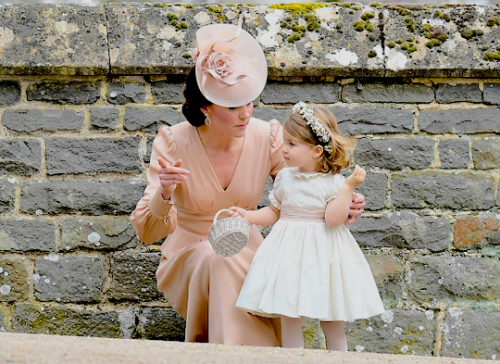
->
[195,15,268,108]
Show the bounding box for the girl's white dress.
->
[236,167,385,321]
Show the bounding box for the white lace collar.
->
[288,167,325,179]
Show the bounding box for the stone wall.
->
[0,2,499,360]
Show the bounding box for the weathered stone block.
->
[261,83,339,104]
[350,212,450,251]
[26,82,101,104]
[144,136,155,163]
[13,303,121,337]
[46,137,142,175]
[0,220,55,252]
[351,171,386,211]
[252,109,289,124]
[0,257,29,302]
[419,109,500,134]
[365,255,404,302]
[453,214,500,250]
[0,81,21,105]
[332,106,414,135]
[0,5,108,75]
[391,172,495,210]
[124,106,182,132]
[472,138,500,170]
[138,307,185,341]
[409,256,500,303]
[438,139,469,169]
[90,107,120,130]
[0,140,41,175]
[107,82,146,104]
[2,109,84,133]
[484,83,500,105]
[109,250,162,301]
[60,217,138,251]
[441,309,500,360]
[0,309,6,332]
[355,138,434,170]
[436,84,482,103]
[34,256,103,303]
[151,80,185,104]
[346,310,435,356]
[0,180,15,213]
[21,181,145,215]
[342,83,434,103]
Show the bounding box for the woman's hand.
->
[157,157,190,200]
[348,192,365,225]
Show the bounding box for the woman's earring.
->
[204,114,212,126]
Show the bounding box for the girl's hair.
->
[182,67,212,127]
[283,105,355,173]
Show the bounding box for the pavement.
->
[0,332,493,364]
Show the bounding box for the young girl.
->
[230,102,384,350]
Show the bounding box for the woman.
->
[131,16,365,346]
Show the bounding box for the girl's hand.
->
[229,206,249,219]
[348,192,365,225]
[157,157,190,200]
[345,165,366,188]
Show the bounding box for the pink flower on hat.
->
[207,51,233,78]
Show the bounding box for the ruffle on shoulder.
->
[269,119,280,149]
[289,167,326,179]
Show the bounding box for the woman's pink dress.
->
[131,118,285,345]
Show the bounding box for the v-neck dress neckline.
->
[194,127,247,192]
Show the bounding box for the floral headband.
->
[292,102,333,154]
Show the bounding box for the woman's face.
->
[202,102,254,138]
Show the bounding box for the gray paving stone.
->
[107,82,146,104]
[90,108,120,130]
[0,140,41,175]
[354,172,386,211]
[0,180,15,213]
[438,139,470,169]
[419,109,500,134]
[436,84,482,103]
[471,138,500,170]
[365,255,404,302]
[151,80,185,104]
[2,109,84,133]
[124,106,182,132]
[0,81,21,105]
[484,83,500,105]
[26,81,101,104]
[261,83,339,104]
[138,307,185,341]
[0,257,29,302]
[342,83,434,103]
[0,220,55,252]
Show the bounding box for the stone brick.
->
[346,310,435,356]
[90,107,120,130]
[60,217,138,251]
[107,82,146,104]
[441,309,500,360]
[342,83,434,103]
[350,212,450,251]
[46,137,142,175]
[2,109,84,133]
[0,220,55,252]
[391,173,495,210]
[138,307,185,341]
[0,309,6,332]
[332,106,414,135]
[0,180,15,213]
[438,139,469,169]
[419,108,500,134]
[261,83,339,104]
[436,84,482,103]
[351,172,386,211]
[354,138,434,170]
[252,109,289,124]
[109,250,162,301]
[26,81,101,104]
[21,181,145,215]
[151,80,185,104]
[13,303,121,337]
[144,136,155,163]
[0,257,29,302]
[0,81,21,105]
[408,256,500,303]
[453,214,500,250]
[34,256,103,303]
[365,255,404,302]
[124,106,182,132]
[0,140,41,175]
[484,83,500,105]
[472,138,500,170]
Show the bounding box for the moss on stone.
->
[401,42,417,53]
[497,45,500,51]
[365,21,374,32]
[292,24,306,33]
[167,13,178,21]
[176,22,188,30]
[426,39,443,48]
[483,45,489,51]
[207,5,225,22]
[287,33,302,43]
[182,4,194,8]
[368,50,377,58]
[486,17,500,27]
[182,52,191,58]
[404,16,414,23]
[424,26,449,42]
[336,21,343,29]
[460,26,483,40]
[387,5,411,16]
[269,3,325,17]
[353,20,365,32]
[350,4,362,10]
[396,38,404,44]
[406,22,418,32]
[387,41,396,48]
[369,2,383,8]
[361,12,375,21]
[484,51,500,61]
[433,10,450,21]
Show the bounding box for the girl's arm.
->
[230,205,280,226]
[325,166,366,228]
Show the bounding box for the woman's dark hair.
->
[182,67,212,127]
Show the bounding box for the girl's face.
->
[202,102,254,138]
[282,130,322,172]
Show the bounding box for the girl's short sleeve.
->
[268,169,285,210]
[326,173,346,202]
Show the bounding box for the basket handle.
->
[213,208,234,224]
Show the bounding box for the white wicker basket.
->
[208,208,251,257]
